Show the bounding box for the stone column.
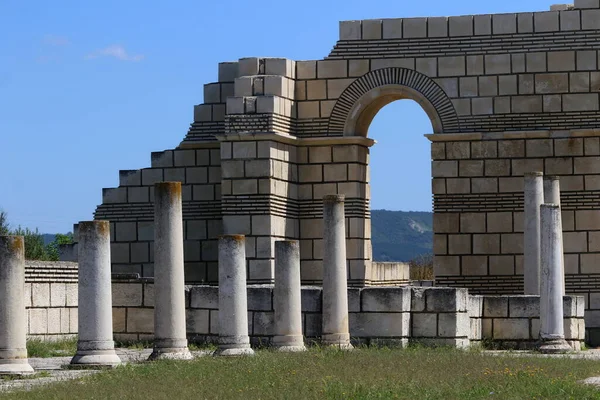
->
[0,236,33,374]
[322,195,353,349]
[215,235,254,356]
[70,221,121,367]
[544,176,565,296]
[273,240,306,352]
[539,204,571,353]
[149,182,192,361]
[524,172,544,295]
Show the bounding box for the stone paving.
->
[0,348,213,394]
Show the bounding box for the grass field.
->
[3,347,600,399]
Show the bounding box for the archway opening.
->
[368,99,434,265]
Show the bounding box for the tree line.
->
[0,210,73,261]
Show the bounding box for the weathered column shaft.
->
[71,221,121,366]
[149,182,191,360]
[544,176,565,296]
[539,204,571,353]
[322,195,353,349]
[273,240,306,352]
[216,235,254,356]
[524,172,544,295]
[0,236,33,374]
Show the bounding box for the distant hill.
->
[42,234,56,245]
[371,210,433,262]
[41,210,432,263]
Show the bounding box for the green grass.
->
[26,338,77,358]
[3,347,600,399]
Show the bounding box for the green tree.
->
[46,233,74,261]
[0,210,9,236]
[11,226,49,260]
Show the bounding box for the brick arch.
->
[327,67,460,135]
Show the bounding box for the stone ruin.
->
[0,3,592,373]
[89,0,600,345]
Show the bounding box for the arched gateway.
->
[95,2,600,341]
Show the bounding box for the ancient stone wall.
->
[91,1,600,343]
[25,261,78,340]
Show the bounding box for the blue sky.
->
[0,0,557,233]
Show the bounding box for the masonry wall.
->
[91,2,600,340]
[111,282,584,349]
[25,261,78,340]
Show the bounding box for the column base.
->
[148,347,193,361]
[214,339,254,357]
[273,335,306,352]
[0,359,34,375]
[538,338,572,354]
[70,349,122,367]
[322,333,353,350]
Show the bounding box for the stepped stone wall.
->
[90,0,600,344]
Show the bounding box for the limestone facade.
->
[92,2,600,342]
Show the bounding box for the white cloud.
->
[43,35,70,47]
[85,45,144,62]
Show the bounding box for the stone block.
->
[500,233,523,254]
[127,308,154,333]
[431,161,458,177]
[571,72,590,92]
[485,54,511,75]
[438,56,465,77]
[534,11,559,32]
[462,255,487,275]
[403,17,427,38]
[411,288,427,312]
[460,213,485,233]
[350,313,410,338]
[29,309,47,335]
[252,311,274,336]
[438,313,470,338]
[428,17,448,37]
[448,234,471,254]
[563,93,599,111]
[489,255,515,275]
[433,213,459,233]
[435,256,460,276]
[112,283,143,307]
[32,283,50,307]
[340,20,361,40]
[47,308,61,334]
[493,13,517,34]
[468,295,483,318]
[563,232,587,253]
[362,19,382,40]
[66,284,78,307]
[112,308,126,333]
[446,178,469,194]
[473,234,500,254]
[50,283,67,307]
[548,51,576,72]
[186,309,209,334]
[119,170,141,186]
[317,60,347,79]
[472,98,493,115]
[412,313,437,337]
[535,73,568,93]
[426,287,468,312]
[115,222,137,242]
[517,12,533,33]
[582,9,600,29]
[304,313,322,337]
[247,286,272,311]
[494,318,530,340]
[102,187,127,204]
[382,18,403,39]
[484,296,509,317]
[348,288,361,312]
[449,16,473,36]
[416,58,437,77]
[471,178,497,193]
[512,96,543,113]
[509,296,539,318]
[362,287,411,312]
[474,14,492,35]
[498,140,525,158]
[301,287,321,312]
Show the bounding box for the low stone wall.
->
[25,262,78,340]
[469,295,586,350]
